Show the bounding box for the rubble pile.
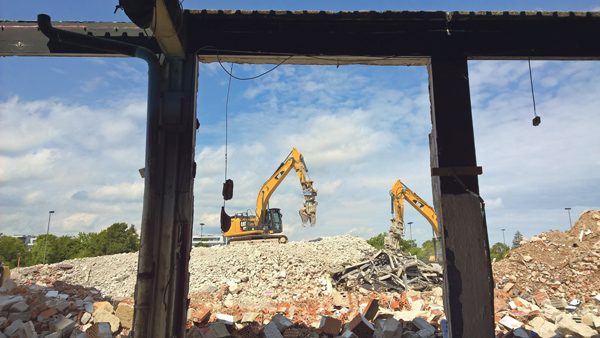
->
[2,235,452,337]
[331,251,443,293]
[2,210,599,338]
[0,279,132,337]
[493,209,600,302]
[491,209,600,337]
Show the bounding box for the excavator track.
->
[227,234,288,245]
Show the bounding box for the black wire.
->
[216,51,294,81]
[528,58,538,118]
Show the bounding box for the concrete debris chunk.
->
[50,316,77,337]
[216,313,235,325]
[270,314,293,332]
[209,322,230,338]
[4,319,25,337]
[115,302,134,329]
[319,316,342,337]
[381,318,402,338]
[555,313,598,338]
[339,329,359,338]
[0,295,24,311]
[499,315,523,330]
[92,310,121,333]
[412,317,435,338]
[23,320,38,338]
[261,321,284,338]
[10,301,29,313]
[187,325,203,338]
[242,313,260,323]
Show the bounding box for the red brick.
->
[534,292,549,305]
[191,305,211,323]
[38,308,57,320]
[30,303,48,320]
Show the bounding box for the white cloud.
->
[63,213,99,231]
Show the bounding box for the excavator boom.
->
[386,179,439,252]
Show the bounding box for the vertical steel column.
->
[133,54,198,338]
[428,57,494,338]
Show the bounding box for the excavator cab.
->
[264,208,283,234]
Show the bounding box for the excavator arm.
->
[386,179,438,251]
[255,147,318,226]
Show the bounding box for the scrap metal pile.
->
[330,250,443,293]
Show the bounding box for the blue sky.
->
[1,1,599,248]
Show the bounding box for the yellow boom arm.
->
[255,148,317,226]
[390,179,438,237]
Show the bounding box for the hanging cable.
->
[223,62,234,205]
[217,51,294,81]
[529,58,541,126]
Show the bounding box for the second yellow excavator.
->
[221,148,317,244]
[386,179,439,257]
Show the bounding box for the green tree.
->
[54,236,83,262]
[418,239,437,261]
[512,231,524,249]
[0,235,28,268]
[366,233,386,250]
[76,232,101,258]
[490,242,510,261]
[98,223,139,255]
[30,234,59,265]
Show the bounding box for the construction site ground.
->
[1,210,599,338]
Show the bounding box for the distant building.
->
[11,235,37,250]
[192,234,226,247]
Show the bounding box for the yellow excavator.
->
[386,179,440,259]
[220,148,317,244]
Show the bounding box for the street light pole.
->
[408,222,413,241]
[565,208,572,228]
[43,211,55,264]
[200,223,205,240]
[501,229,506,246]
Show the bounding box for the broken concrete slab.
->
[270,314,293,333]
[93,309,121,333]
[499,315,524,330]
[50,316,77,337]
[209,322,230,338]
[4,319,24,337]
[555,313,598,338]
[0,295,24,311]
[382,317,402,338]
[261,321,284,338]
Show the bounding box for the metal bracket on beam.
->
[431,166,482,176]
